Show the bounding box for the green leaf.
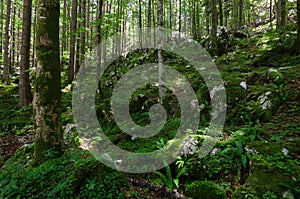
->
[241,155,247,168]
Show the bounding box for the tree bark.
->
[78,0,86,72]
[277,0,282,27]
[33,0,63,165]
[238,0,243,28]
[179,0,181,33]
[2,0,12,84]
[281,0,286,26]
[211,0,218,56]
[67,0,77,84]
[295,0,300,54]
[0,0,3,63]
[219,0,223,26]
[19,0,32,106]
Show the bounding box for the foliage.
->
[0,148,127,198]
[152,160,186,190]
[185,181,226,199]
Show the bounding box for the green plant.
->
[185,181,226,199]
[153,160,186,190]
[262,191,278,199]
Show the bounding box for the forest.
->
[0,0,299,198]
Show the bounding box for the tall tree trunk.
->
[0,0,3,64]
[277,0,282,28]
[281,0,286,26]
[19,0,32,106]
[33,0,63,165]
[158,0,165,104]
[295,0,300,54]
[219,0,223,26]
[67,0,77,84]
[78,0,86,72]
[238,0,243,28]
[147,0,151,27]
[31,5,37,69]
[205,0,210,35]
[169,0,172,29]
[11,2,16,69]
[2,0,12,84]
[211,0,218,56]
[61,0,67,58]
[179,0,181,33]
[270,0,273,28]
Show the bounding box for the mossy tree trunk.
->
[33,0,63,165]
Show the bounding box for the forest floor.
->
[0,28,299,198]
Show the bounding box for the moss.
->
[185,181,226,199]
[67,157,126,194]
[232,155,296,198]
[247,141,283,155]
[109,134,122,144]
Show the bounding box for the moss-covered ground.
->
[0,27,299,198]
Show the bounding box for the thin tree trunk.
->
[78,0,86,72]
[11,2,16,69]
[270,0,273,28]
[0,0,3,64]
[158,0,165,104]
[281,0,286,26]
[219,0,223,26]
[238,0,243,28]
[295,0,300,54]
[67,0,77,84]
[31,5,37,69]
[19,0,32,106]
[205,0,210,35]
[61,0,67,58]
[211,0,218,56]
[33,0,63,165]
[277,0,282,28]
[2,0,12,84]
[179,0,181,33]
[169,0,172,29]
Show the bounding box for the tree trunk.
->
[270,0,273,28]
[179,0,181,33]
[33,0,63,165]
[78,0,86,72]
[19,0,32,106]
[0,0,3,64]
[61,0,67,58]
[238,0,243,28]
[277,0,282,27]
[211,0,218,56]
[281,0,286,26]
[219,0,223,26]
[67,0,77,84]
[11,2,16,69]
[205,0,210,35]
[2,0,12,84]
[158,0,165,104]
[295,0,300,54]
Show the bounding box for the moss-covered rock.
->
[246,141,283,155]
[67,157,126,194]
[232,155,296,199]
[185,181,226,199]
[266,68,284,85]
